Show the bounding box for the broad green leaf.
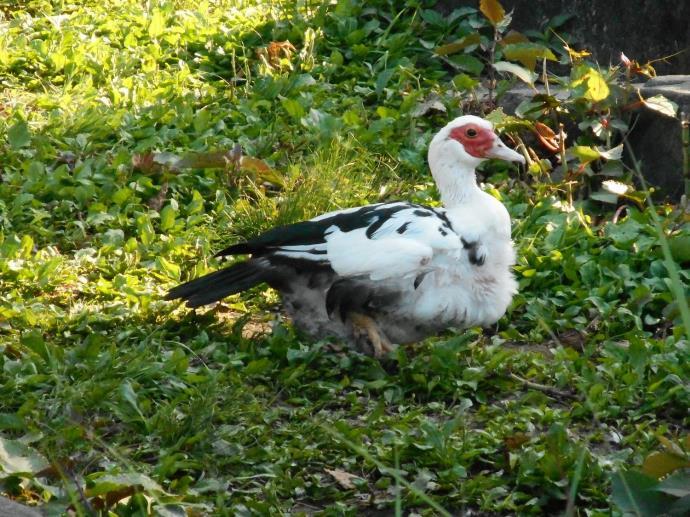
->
[572,67,610,102]
[572,145,601,163]
[480,0,505,26]
[611,470,672,516]
[669,236,690,263]
[102,228,125,246]
[375,68,395,95]
[20,332,49,363]
[655,469,690,497]
[435,33,481,56]
[0,414,23,431]
[112,187,133,205]
[86,472,167,497]
[281,97,305,119]
[159,205,176,231]
[137,215,155,246]
[0,437,48,475]
[451,54,484,75]
[492,61,537,85]
[605,218,644,244]
[590,191,619,204]
[156,256,180,279]
[452,73,479,90]
[502,43,557,70]
[643,95,678,118]
[50,51,66,70]
[120,380,144,418]
[342,110,362,126]
[420,8,445,26]
[329,50,343,66]
[148,9,165,38]
[7,120,31,149]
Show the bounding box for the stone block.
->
[0,496,42,517]
[628,76,689,199]
[497,76,690,199]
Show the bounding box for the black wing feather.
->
[166,260,268,308]
[215,203,413,258]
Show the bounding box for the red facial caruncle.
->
[449,124,495,159]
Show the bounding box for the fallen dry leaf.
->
[132,149,283,186]
[325,468,360,489]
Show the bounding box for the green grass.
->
[0,0,689,515]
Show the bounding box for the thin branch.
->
[509,372,576,400]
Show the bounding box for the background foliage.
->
[0,0,688,515]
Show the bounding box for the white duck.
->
[167,115,525,356]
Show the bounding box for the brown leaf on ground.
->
[325,468,360,490]
[131,152,159,174]
[504,432,530,450]
[132,149,283,185]
[267,40,296,65]
[557,329,585,350]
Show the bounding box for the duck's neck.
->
[430,155,481,208]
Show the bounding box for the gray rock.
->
[629,75,689,199]
[0,496,42,517]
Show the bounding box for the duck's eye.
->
[466,128,478,138]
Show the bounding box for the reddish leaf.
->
[621,52,657,78]
[533,122,560,153]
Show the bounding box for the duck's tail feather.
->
[165,259,268,308]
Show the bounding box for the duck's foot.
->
[348,312,394,358]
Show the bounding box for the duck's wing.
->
[216,201,465,280]
[168,202,467,308]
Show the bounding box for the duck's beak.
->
[485,137,525,164]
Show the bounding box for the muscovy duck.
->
[166,116,525,356]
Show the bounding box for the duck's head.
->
[429,115,525,168]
